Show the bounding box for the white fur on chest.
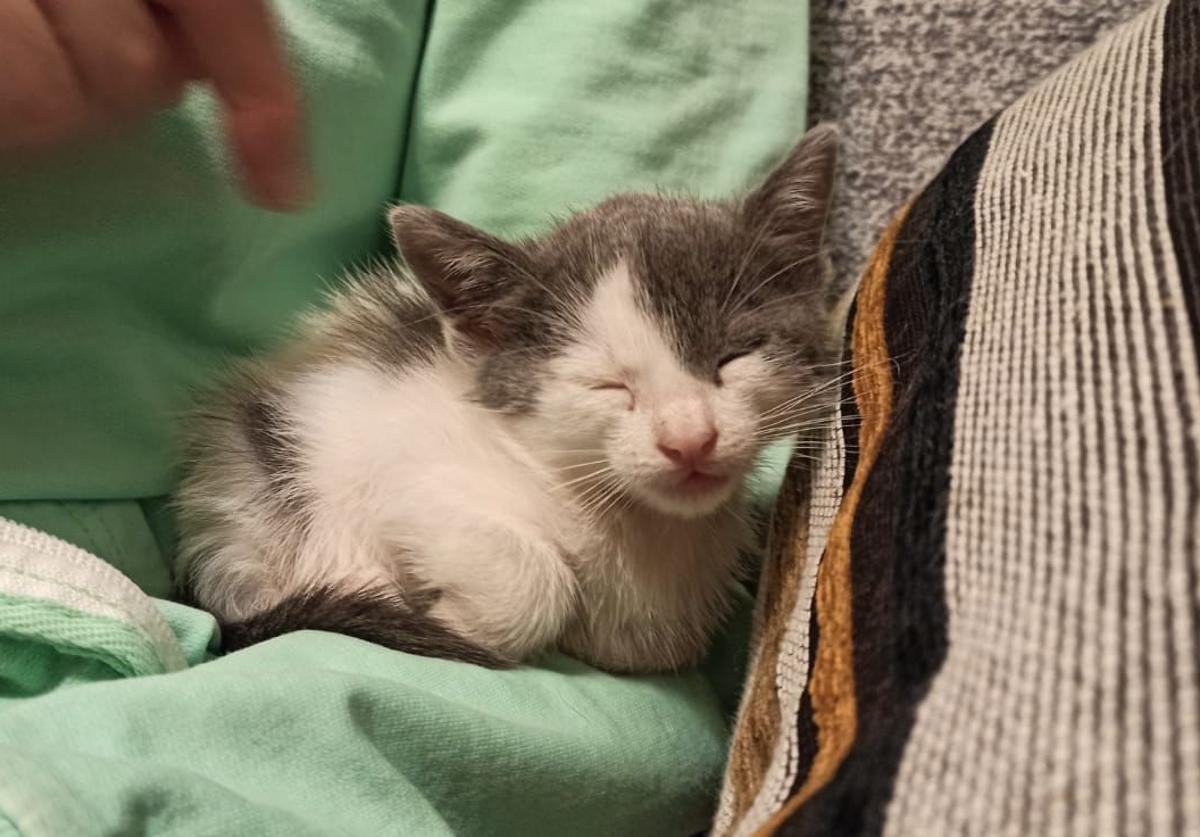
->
[561,505,747,671]
[282,357,744,669]
[285,359,573,651]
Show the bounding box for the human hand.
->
[0,0,310,210]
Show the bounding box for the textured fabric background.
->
[399,0,810,239]
[885,3,1200,831]
[808,0,1149,289]
[718,0,1200,833]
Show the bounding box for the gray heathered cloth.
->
[808,0,1149,287]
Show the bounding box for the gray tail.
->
[216,584,513,669]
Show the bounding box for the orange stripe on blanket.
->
[757,203,910,836]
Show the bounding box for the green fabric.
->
[0,0,809,833]
[0,595,167,687]
[400,0,810,235]
[0,0,426,502]
[0,582,726,836]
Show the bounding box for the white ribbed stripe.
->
[0,516,186,674]
[1046,42,1109,837]
[1147,3,1200,832]
[1083,16,1134,834]
[1125,13,1172,834]
[723,418,846,837]
[884,3,1200,836]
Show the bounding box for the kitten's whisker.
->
[576,490,615,525]
[757,406,855,431]
[754,362,891,421]
[758,374,856,414]
[574,468,629,519]
[758,395,851,420]
[757,419,847,434]
[757,399,849,426]
[765,441,841,452]
[727,251,824,314]
[722,219,775,314]
[760,449,827,463]
[574,496,610,525]
[587,482,631,522]
[549,465,609,486]
[758,405,863,429]
[553,468,618,492]
[758,385,852,413]
[757,421,836,437]
[546,459,612,473]
[758,412,854,430]
[568,468,617,493]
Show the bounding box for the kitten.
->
[175,124,845,673]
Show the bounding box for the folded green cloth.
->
[0,519,729,836]
[0,0,809,833]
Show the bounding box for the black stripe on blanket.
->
[781,120,995,837]
[1163,0,1200,356]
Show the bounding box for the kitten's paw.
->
[426,528,579,661]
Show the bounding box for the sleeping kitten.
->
[176,124,844,673]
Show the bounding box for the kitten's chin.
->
[635,475,740,519]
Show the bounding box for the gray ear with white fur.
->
[388,205,533,344]
[742,123,838,265]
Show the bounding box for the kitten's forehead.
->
[627,203,743,373]
[548,195,745,374]
[583,260,701,391]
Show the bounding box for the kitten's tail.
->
[216,584,514,669]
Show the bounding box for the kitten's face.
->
[392,125,844,519]
[521,205,841,518]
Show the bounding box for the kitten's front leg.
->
[407,517,579,663]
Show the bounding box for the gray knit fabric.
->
[809,0,1148,287]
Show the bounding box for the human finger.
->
[155,0,310,209]
[36,0,185,116]
[0,0,89,148]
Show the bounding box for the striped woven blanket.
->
[717,0,1200,833]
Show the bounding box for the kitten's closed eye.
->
[716,340,766,384]
[718,339,766,369]
[592,380,634,410]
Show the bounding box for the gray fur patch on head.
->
[389,124,843,410]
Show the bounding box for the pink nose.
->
[657,428,719,468]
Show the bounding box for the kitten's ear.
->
[742,123,838,261]
[389,204,532,344]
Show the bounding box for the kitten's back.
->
[176,265,513,666]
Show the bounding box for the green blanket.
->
[0,1,809,833]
